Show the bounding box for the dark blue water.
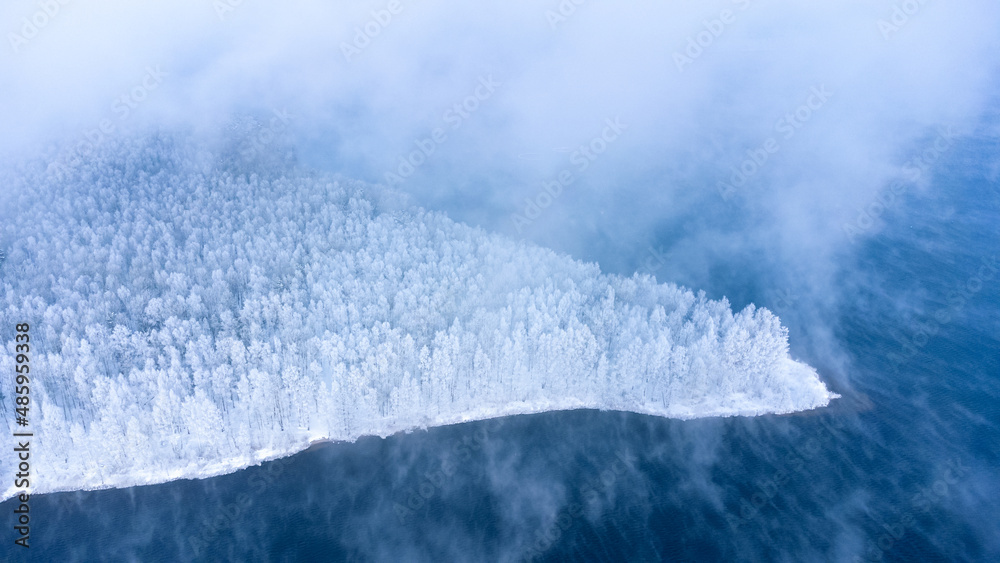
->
[4,133,998,562]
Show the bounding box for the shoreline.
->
[1,387,839,504]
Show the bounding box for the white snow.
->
[0,137,837,501]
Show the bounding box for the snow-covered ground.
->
[0,137,837,501]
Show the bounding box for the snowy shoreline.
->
[2,368,837,504]
[1,138,838,506]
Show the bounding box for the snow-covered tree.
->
[0,136,837,501]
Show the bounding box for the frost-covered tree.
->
[0,136,837,500]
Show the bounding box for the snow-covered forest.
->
[0,136,836,500]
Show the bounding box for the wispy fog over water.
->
[2,1,999,561]
[6,120,997,563]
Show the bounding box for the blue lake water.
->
[4,132,998,562]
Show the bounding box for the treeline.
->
[0,136,828,499]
